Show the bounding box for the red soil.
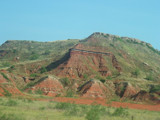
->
[78,80,111,99]
[54,44,121,78]
[0,72,23,96]
[28,76,64,97]
[53,97,160,111]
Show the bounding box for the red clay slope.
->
[54,44,121,78]
[0,71,22,96]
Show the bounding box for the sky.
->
[0,0,160,50]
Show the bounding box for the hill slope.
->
[0,32,160,104]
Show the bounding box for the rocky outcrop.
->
[78,79,111,99]
[115,82,140,98]
[132,90,160,104]
[29,76,64,96]
[54,44,121,78]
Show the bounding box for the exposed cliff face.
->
[54,44,121,78]
[27,76,64,96]
[78,79,111,99]
[115,82,140,98]
[132,90,160,104]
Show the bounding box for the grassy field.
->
[0,97,160,120]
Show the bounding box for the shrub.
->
[3,89,12,97]
[23,82,35,90]
[146,74,154,81]
[83,74,88,79]
[54,102,71,110]
[35,89,43,95]
[29,54,39,60]
[85,105,106,120]
[60,77,70,86]
[1,73,10,82]
[106,76,112,80]
[65,103,81,116]
[100,79,106,83]
[0,113,23,120]
[4,99,18,106]
[66,89,74,97]
[40,66,47,73]
[112,107,129,117]
[39,106,45,110]
[150,85,160,93]
[1,62,11,67]
[43,50,50,55]
[132,69,140,77]
[30,73,38,77]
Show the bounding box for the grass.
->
[0,97,160,120]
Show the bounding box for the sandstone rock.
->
[115,82,140,98]
[29,76,64,96]
[78,79,110,99]
[132,90,160,104]
[54,44,121,78]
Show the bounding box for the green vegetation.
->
[0,113,23,120]
[40,66,47,73]
[35,89,43,95]
[132,69,140,77]
[29,53,39,60]
[112,107,129,117]
[146,74,154,81]
[83,74,88,79]
[0,62,11,68]
[106,76,112,80]
[30,73,38,77]
[150,85,160,93]
[3,89,12,97]
[0,97,160,120]
[66,89,74,97]
[0,73,10,82]
[60,77,70,86]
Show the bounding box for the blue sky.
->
[0,0,160,50]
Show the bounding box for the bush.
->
[54,102,71,110]
[0,113,23,120]
[150,85,160,93]
[3,89,12,97]
[146,74,154,81]
[106,76,112,80]
[100,79,106,83]
[83,74,88,79]
[29,54,39,60]
[132,69,140,77]
[60,77,70,86]
[35,89,43,95]
[66,89,74,97]
[30,73,38,77]
[4,99,18,106]
[1,62,11,68]
[40,66,47,73]
[112,107,129,117]
[85,105,106,120]
[1,73,10,82]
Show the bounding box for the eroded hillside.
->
[0,32,160,104]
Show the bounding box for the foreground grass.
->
[0,97,160,120]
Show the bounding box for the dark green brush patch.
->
[2,89,12,97]
[150,85,160,93]
[0,73,10,82]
